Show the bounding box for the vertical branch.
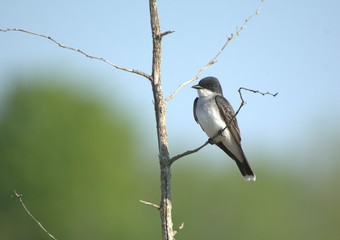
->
[149,0,174,240]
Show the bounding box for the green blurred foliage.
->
[0,77,158,239]
[0,74,339,239]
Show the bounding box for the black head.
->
[192,77,223,95]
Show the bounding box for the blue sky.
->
[1,0,340,171]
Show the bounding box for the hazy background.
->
[1,0,340,239]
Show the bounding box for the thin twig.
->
[161,30,175,38]
[239,87,278,97]
[139,199,160,210]
[0,28,152,81]
[169,140,209,165]
[164,0,265,104]
[231,87,278,128]
[12,190,58,240]
[169,86,277,163]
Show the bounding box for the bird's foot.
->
[208,138,215,145]
[218,129,225,136]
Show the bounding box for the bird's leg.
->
[208,128,225,145]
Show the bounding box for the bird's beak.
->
[192,84,202,89]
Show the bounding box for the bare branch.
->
[164,0,265,104]
[12,190,58,240]
[161,30,175,38]
[169,85,276,163]
[139,199,161,210]
[227,86,277,131]
[149,0,174,239]
[239,87,278,97]
[0,28,152,81]
[169,140,209,165]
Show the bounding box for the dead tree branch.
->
[139,199,161,210]
[169,140,210,165]
[170,87,277,164]
[149,0,174,239]
[12,190,58,240]
[0,28,152,81]
[239,87,278,97]
[164,0,266,104]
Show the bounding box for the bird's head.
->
[192,76,223,97]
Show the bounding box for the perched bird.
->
[192,77,256,181]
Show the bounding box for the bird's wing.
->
[193,97,199,123]
[215,95,242,144]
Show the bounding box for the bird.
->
[192,76,256,181]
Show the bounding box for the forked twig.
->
[164,0,266,104]
[0,28,152,81]
[12,190,58,240]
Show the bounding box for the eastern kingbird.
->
[192,77,256,181]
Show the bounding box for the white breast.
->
[196,96,230,142]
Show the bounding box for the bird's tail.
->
[235,159,256,181]
[216,142,256,181]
